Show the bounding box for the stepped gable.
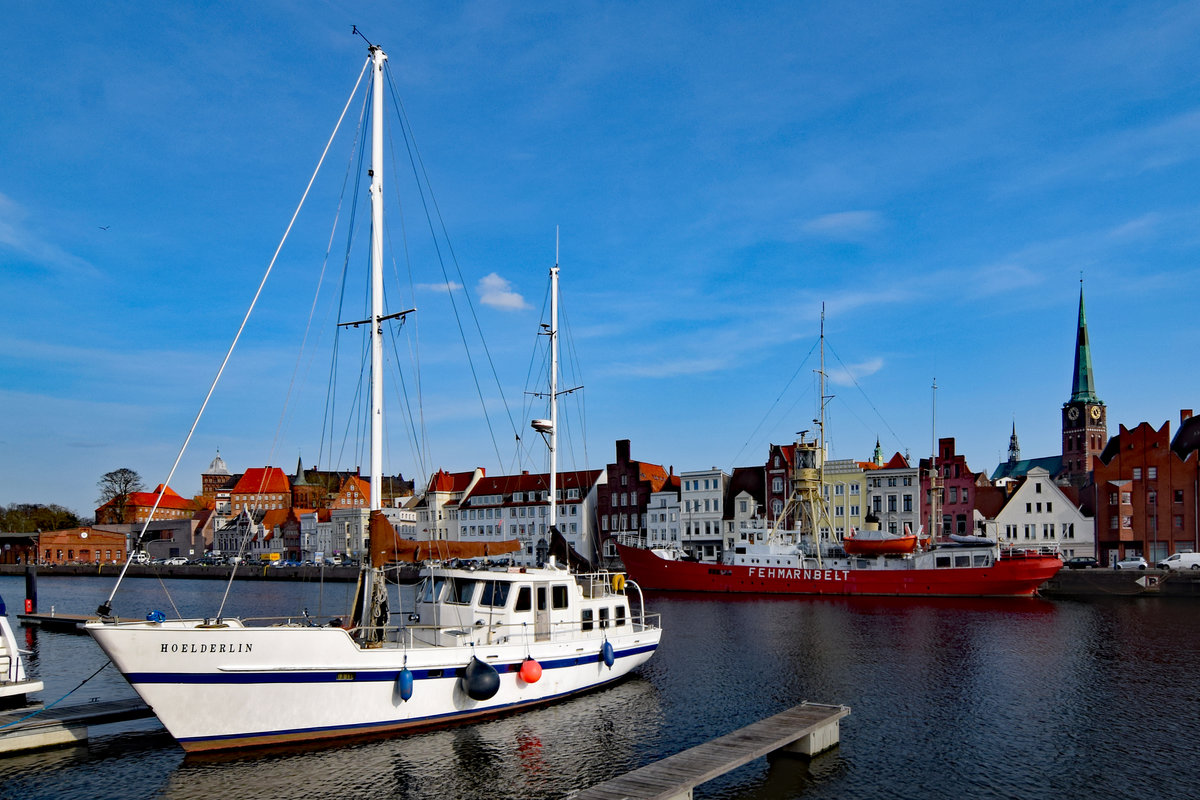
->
[1171,410,1199,460]
[332,475,371,508]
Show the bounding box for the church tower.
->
[1061,284,1107,487]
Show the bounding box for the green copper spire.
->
[1070,284,1100,404]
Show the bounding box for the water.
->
[2,575,1199,800]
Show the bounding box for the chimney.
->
[1182,409,1194,424]
[617,439,631,463]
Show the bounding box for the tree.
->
[0,503,82,532]
[97,467,145,523]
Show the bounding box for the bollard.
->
[25,565,37,614]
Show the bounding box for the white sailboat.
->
[86,43,660,753]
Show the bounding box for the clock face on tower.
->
[1067,407,1080,421]
[1090,406,1102,420]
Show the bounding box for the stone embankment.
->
[0,563,361,582]
[1041,567,1200,597]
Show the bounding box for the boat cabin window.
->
[954,555,970,568]
[514,586,532,612]
[447,578,478,605]
[615,606,626,626]
[973,554,989,567]
[581,609,594,631]
[480,580,511,608]
[935,556,951,568]
[421,576,448,603]
[599,607,610,629]
[552,584,569,610]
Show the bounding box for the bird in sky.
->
[98,225,109,230]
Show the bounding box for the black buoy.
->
[460,656,500,701]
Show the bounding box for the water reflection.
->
[3,577,1200,800]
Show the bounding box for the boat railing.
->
[369,610,662,648]
[999,545,1061,560]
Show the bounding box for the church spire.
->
[1070,283,1100,404]
[872,437,884,466]
[1007,421,1021,464]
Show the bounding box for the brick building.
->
[597,439,673,557]
[95,484,194,524]
[1093,410,1200,565]
[38,527,127,564]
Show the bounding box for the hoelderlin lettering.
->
[161,642,253,654]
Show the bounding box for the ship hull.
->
[616,543,1060,597]
[87,620,659,752]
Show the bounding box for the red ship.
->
[615,539,1062,597]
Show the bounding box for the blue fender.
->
[396,667,414,701]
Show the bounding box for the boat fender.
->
[396,667,414,701]
[601,640,615,668]
[461,656,500,701]
[611,573,626,593]
[518,656,542,684]
[146,610,166,623]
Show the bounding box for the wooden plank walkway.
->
[574,702,849,800]
[0,697,154,754]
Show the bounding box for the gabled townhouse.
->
[414,468,486,539]
[864,451,921,538]
[724,466,766,546]
[919,438,989,539]
[979,467,1094,558]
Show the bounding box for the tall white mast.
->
[368,44,386,515]
[549,236,559,531]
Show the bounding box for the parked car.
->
[1156,552,1200,571]
[162,556,189,566]
[1115,556,1148,570]
[1065,556,1099,570]
[131,551,150,565]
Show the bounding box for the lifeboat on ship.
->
[841,520,918,556]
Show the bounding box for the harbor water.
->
[2,574,1199,799]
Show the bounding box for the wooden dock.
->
[573,701,849,800]
[0,697,155,754]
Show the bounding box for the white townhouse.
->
[680,468,729,561]
[646,488,681,549]
[983,466,1095,558]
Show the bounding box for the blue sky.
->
[3,2,1199,518]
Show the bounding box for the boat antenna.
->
[352,25,374,47]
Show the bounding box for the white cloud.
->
[476,272,529,311]
[0,191,100,278]
[827,357,884,387]
[416,281,463,293]
[799,210,884,241]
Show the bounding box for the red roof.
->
[126,484,192,510]
[232,467,291,496]
[462,470,603,503]
[883,452,910,469]
[428,468,481,494]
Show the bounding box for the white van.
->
[1156,552,1200,570]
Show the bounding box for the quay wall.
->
[0,563,360,582]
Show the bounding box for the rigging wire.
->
[824,337,908,455]
[100,54,373,616]
[727,337,821,469]
[383,63,518,468]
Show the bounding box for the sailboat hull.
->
[616,542,1060,597]
[86,619,659,751]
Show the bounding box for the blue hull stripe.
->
[124,642,658,686]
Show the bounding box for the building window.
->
[1148,467,1157,479]
[1175,515,1185,530]
[1132,468,1142,480]
[903,495,912,512]
[772,477,783,493]
[1174,490,1184,503]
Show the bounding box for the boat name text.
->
[748,568,849,581]
[160,642,253,654]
